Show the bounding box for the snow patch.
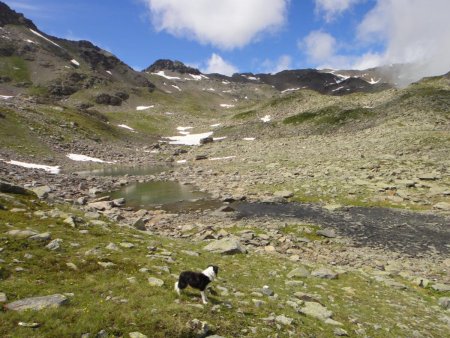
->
[0,95,14,100]
[152,71,180,80]
[222,81,230,85]
[210,123,221,127]
[29,29,61,48]
[243,137,255,141]
[70,59,80,67]
[213,136,227,141]
[206,88,215,92]
[220,104,235,108]
[176,160,187,164]
[281,88,300,94]
[177,126,193,132]
[165,132,213,146]
[188,74,208,80]
[106,70,112,75]
[136,105,154,111]
[67,153,114,164]
[117,124,135,131]
[334,74,350,83]
[261,115,271,123]
[331,86,344,92]
[24,39,36,44]
[209,156,235,161]
[3,160,60,174]
[368,78,380,84]
[171,85,182,91]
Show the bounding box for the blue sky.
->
[4,0,450,78]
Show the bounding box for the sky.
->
[4,0,450,79]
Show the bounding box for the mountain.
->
[0,1,154,100]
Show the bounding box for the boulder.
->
[31,186,51,199]
[0,181,30,195]
[200,136,214,145]
[311,268,339,279]
[316,228,337,238]
[438,297,450,309]
[299,302,333,321]
[5,294,68,311]
[148,277,164,287]
[6,229,38,238]
[203,238,246,255]
[287,266,310,279]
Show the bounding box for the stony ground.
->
[1,75,449,337]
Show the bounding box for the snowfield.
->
[3,160,60,174]
[66,154,114,164]
[136,105,154,111]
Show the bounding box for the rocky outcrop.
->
[145,59,201,75]
[0,2,37,29]
[5,294,69,311]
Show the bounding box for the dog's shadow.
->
[179,289,220,305]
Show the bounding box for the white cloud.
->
[301,31,336,63]
[202,53,238,76]
[143,0,289,49]
[260,55,292,74]
[358,0,450,84]
[314,0,361,21]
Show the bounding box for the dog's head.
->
[208,265,219,276]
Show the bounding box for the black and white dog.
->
[174,265,219,304]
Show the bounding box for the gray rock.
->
[287,266,310,278]
[29,232,51,241]
[45,239,63,251]
[434,202,450,211]
[275,315,294,325]
[63,216,78,228]
[188,319,211,336]
[203,238,246,255]
[334,328,349,336]
[299,301,333,321]
[0,292,7,302]
[438,297,450,309]
[31,186,51,199]
[261,285,274,296]
[112,198,125,207]
[98,262,116,268]
[120,242,135,249]
[106,243,120,251]
[5,294,68,311]
[316,228,337,238]
[148,277,164,287]
[88,201,113,211]
[432,283,450,292]
[129,333,148,338]
[216,205,235,213]
[6,229,38,238]
[132,217,149,230]
[311,268,338,279]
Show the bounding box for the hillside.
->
[1,2,450,337]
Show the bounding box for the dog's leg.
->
[174,281,181,295]
[201,290,208,304]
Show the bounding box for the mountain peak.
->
[145,59,201,75]
[0,1,37,30]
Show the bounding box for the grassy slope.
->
[1,193,449,337]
